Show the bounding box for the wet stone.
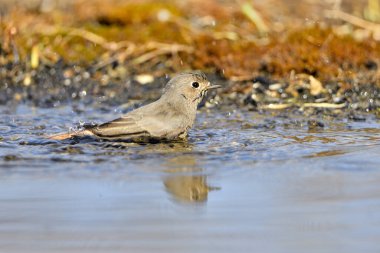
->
[269,83,283,91]
[55,146,84,154]
[243,94,258,108]
[251,122,276,129]
[31,125,46,130]
[252,76,272,87]
[241,122,254,129]
[348,113,366,122]
[307,119,325,130]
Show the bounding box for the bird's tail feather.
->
[47,130,94,140]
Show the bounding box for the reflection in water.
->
[163,154,220,203]
[305,149,347,158]
[283,135,337,144]
[164,175,219,203]
[98,141,222,203]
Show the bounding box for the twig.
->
[261,102,346,110]
[303,102,346,108]
[261,103,292,109]
[67,28,109,48]
[93,43,137,70]
[240,1,269,35]
[325,9,380,33]
[132,43,193,65]
[229,74,255,81]
[37,26,114,50]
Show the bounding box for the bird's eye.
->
[192,82,199,88]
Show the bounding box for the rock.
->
[309,76,324,96]
[307,119,324,129]
[348,113,366,122]
[135,74,154,85]
[243,94,257,108]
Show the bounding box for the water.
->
[1,103,380,253]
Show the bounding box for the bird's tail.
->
[47,130,94,140]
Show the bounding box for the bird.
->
[49,71,220,142]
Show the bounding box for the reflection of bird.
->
[49,72,220,141]
[164,175,219,203]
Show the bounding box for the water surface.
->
[1,104,380,253]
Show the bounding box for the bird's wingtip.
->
[47,132,75,140]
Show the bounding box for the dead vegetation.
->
[1,0,380,110]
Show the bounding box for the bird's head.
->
[162,71,220,106]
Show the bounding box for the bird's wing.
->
[133,100,189,138]
[89,101,187,140]
[135,113,179,138]
[88,114,149,139]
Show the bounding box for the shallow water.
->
[1,103,380,253]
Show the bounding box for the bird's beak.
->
[205,84,221,90]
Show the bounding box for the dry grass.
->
[1,0,379,90]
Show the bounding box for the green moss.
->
[95,1,183,25]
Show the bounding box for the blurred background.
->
[1,0,379,109]
[1,0,379,75]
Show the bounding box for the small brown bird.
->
[49,72,220,142]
